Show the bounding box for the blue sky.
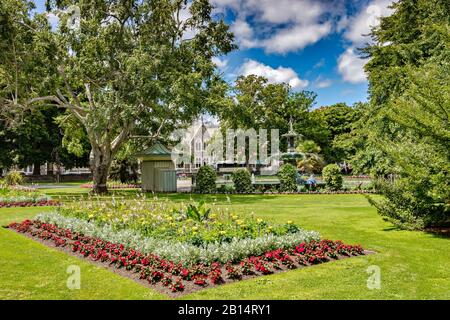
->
[32,0,395,107]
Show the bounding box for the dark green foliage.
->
[195,165,217,194]
[369,177,449,230]
[0,107,89,171]
[278,164,297,192]
[186,201,211,222]
[231,169,253,193]
[322,164,343,191]
[359,0,450,229]
[311,103,359,163]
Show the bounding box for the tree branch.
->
[58,66,87,114]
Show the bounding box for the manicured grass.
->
[0,207,165,300]
[1,191,449,299]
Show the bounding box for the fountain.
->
[281,117,303,165]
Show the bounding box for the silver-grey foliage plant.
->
[36,212,320,266]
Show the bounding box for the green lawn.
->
[1,191,449,300]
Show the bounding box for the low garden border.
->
[0,200,59,208]
[80,183,140,189]
[184,190,377,195]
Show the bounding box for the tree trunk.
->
[33,162,41,175]
[90,148,112,194]
[92,163,109,194]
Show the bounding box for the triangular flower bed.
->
[7,220,370,297]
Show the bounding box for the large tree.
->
[355,0,450,228]
[310,103,359,164]
[219,75,320,149]
[0,0,235,193]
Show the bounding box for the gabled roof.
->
[135,141,172,160]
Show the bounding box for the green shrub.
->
[195,165,217,193]
[231,169,253,193]
[4,170,23,186]
[217,184,235,194]
[278,164,297,192]
[369,178,450,230]
[322,164,343,190]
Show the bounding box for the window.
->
[195,141,202,151]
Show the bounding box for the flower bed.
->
[0,186,57,207]
[0,199,59,208]
[8,219,366,296]
[36,212,319,265]
[56,199,303,246]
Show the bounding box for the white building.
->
[175,120,220,173]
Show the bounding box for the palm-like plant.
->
[296,140,325,174]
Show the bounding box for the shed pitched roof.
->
[135,141,172,160]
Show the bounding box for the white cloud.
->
[314,58,325,69]
[314,77,332,88]
[212,57,228,69]
[344,0,394,45]
[211,0,241,10]
[175,3,198,40]
[212,0,335,54]
[337,48,368,84]
[338,0,395,84]
[213,0,395,84]
[262,22,331,54]
[230,19,258,49]
[247,0,324,25]
[240,59,309,89]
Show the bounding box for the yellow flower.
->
[257,218,263,223]
[287,220,293,224]
[88,214,94,219]
[219,231,226,235]
[192,226,198,231]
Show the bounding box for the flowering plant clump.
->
[171,277,184,292]
[56,198,303,246]
[225,263,242,280]
[0,186,56,207]
[7,219,365,295]
[240,260,255,275]
[193,275,208,286]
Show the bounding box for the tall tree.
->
[311,103,359,163]
[357,0,450,228]
[0,0,235,193]
[219,75,319,151]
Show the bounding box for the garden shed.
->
[135,142,177,192]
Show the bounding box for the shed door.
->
[141,161,154,191]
